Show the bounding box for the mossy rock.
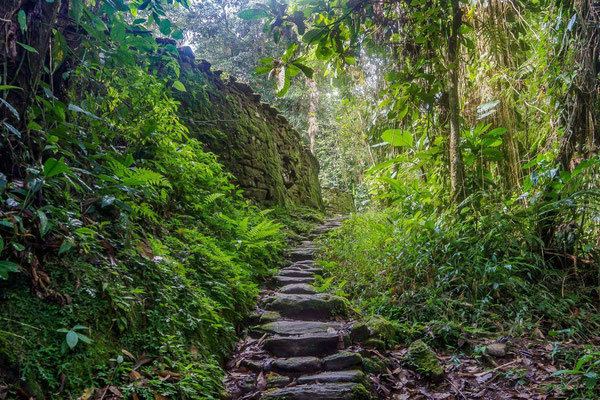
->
[367,316,398,345]
[363,338,386,351]
[266,373,290,388]
[350,322,370,343]
[351,316,398,348]
[351,383,372,399]
[260,311,282,324]
[402,340,443,379]
[362,357,390,374]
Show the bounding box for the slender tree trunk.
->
[447,0,466,203]
[306,77,318,154]
[558,0,599,171]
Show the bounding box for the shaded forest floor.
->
[370,337,598,399]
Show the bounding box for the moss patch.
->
[402,340,444,379]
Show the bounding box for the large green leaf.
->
[38,211,49,237]
[110,21,126,43]
[44,157,70,178]
[255,65,272,74]
[302,28,327,44]
[2,122,21,138]
[58,239,73,255]
[17,10,27,33]
[17,42,38,54]
[158,18,172,35]
[293,62,313,79]
[0,98,20,120]
[0,260,19,280]
[238,9,270,20]
[68,103,101,120]
[172,80,186,92]
[381,129,414,147]
[66,330,79,349]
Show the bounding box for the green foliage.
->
[0,11,286,398]
[317,187,600,347]
[553,348,600,398]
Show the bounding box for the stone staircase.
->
[225,217,372,400]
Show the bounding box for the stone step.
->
[280,265,322,274]
[272,356,321,373]
[289,248,316,261]
[297,370,364,385]
[274,276,316,286]
[288,261,319,270]
[286,264,322,270]
[278,283,317,294]
[269,351,363,374]
[313,224,341,232]
[322,351,363,371]
[248,310,281,325]
[252,320,343,337]
[264,332,346,357]
[295,243,317,249]
[261,382,369,400]
[277,269,315,278]
[267,373,290,389]
[263,293,347,320]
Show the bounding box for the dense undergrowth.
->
[0,37,321,398]
[318,166,600,347]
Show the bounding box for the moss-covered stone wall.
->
[175,50,323,210]
[322,187,355,215]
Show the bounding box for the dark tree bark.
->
[558,0,600,171]
[447,0,466,203]
[1,0,61,176]
[306,77,318,155]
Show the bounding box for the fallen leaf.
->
[256,371,266,391]
[122,349,135,360]
[129,370,142,381]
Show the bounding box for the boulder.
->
[402,340,444,379]
[486,342,507,357]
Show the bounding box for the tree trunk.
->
[1,0,61,176]
[1,0,61,115]
[306,77,318,154]
[447,0,465,203]
[558,0,599,171]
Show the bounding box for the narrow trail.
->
[225,216,371,400]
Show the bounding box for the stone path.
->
[225,217,371,400]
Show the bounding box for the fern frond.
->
[246,219,283,242]
[205,193,225,205]
[123,168,172,188]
